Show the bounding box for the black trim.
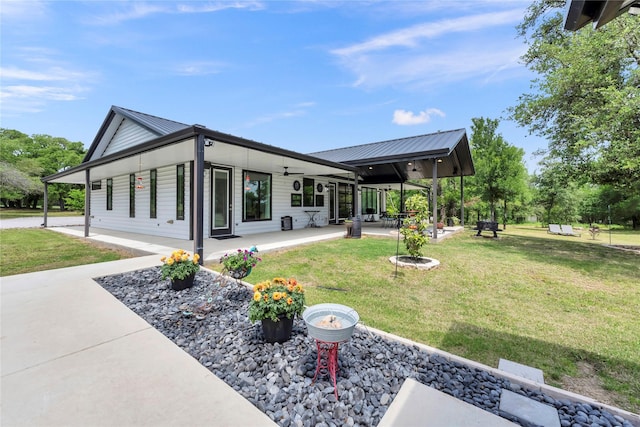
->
[45,124,357,183]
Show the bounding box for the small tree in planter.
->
[400,194,430,260]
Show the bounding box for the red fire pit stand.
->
[312,339,343,399]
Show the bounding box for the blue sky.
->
[1,0,549,172]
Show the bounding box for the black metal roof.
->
[57,106,473,187]
[311,129,474,184]
[565,0,639,30]
[112,106,191,135]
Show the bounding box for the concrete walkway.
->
[2,219,639,426]
[1,257,276,426]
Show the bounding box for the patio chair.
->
[548,224,563,235]
[381,212,397,228]
[560,224,582,237]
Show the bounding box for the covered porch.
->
[55,220,465,263]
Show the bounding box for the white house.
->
[43,106,474,260]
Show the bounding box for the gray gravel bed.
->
[95,268,635,427]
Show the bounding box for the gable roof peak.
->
[111,105,190,134]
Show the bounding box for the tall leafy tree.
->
[469,117,529,227]
[511,0,640,191]
[0,129,85,208]
[533,159,580,225]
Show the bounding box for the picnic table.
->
[474,221,501,238]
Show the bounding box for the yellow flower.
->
[181,254,189,262]
[193,253,200,262]
[273,277,287,285]
[294,284,303,293]
[160,256,166,262]
[253,291,261,301]
[263,294,269,302]
[167,257,174,265]
[272,292,282,301]
[286,297,293,305]
[287,284,294,292]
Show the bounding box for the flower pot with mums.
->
[160,249,200,291]
[249,277,305,343]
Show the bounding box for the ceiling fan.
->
[282,166,304,176]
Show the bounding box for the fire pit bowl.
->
[302,303,359,343]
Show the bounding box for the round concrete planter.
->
[389,255,440,270]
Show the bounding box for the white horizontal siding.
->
[90,162,344,240]
[231,170,330,235]
[90,164,191,239]
[103,118,158,156]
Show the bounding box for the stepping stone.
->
[499,358,545,383]
[500,389,560,427]
[378,378,518,427]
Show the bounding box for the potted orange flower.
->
[160,249,200,290]
[248,277,305,343]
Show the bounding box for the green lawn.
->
[2,224,638,412]
[0,229,131,276]
[0,208,83,219]
[216,226,640,412]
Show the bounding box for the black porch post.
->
[193,133,205,264]
[432,159,438,240]
[84,169,91,237]
[353,171,359,218]
[460,173,465,227]
[43,182,48,227]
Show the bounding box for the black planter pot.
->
[261,315,294,343]
[171,273,195,291]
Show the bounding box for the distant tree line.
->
[0,129,86,210]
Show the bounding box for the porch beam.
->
[193,134,205,264]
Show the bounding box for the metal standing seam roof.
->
[112,105,191,136]
[310,129,466,164]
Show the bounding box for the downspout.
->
[43,183,48,227]
[84,169,91,237]
[193,133,205,264]
[432,158,438,240]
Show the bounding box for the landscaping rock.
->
[96,268,636,427]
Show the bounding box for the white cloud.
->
[0,66,89,82]
[330,8,528,91]
[392,108,445,125]
[1,85,82,101]
[331,9,524,57]
[173,61,227,76]
[0,0,48,21]
[0,59,95,114]
[243,102,315,128]
[177,2,264,14]
[92,1,264,25]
